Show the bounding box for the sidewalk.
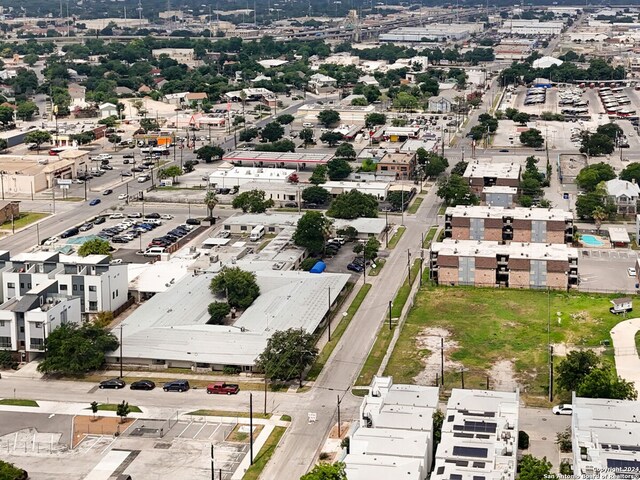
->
[610,317,640,390]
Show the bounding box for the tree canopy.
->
[436,174,478,206]
[78,238,111,257]
[310,165,328,185]
[417,149,449,178]
[317,109,340,127]
[576,163,616,192]
[232,189,275,213]
[195,145,224,163]
[37,323,118,376]
[207,302,231,325]
[335,142,356,160]
[261,121,285,142]
[520,128,544,148]
[619,162,640,184]
[556,350,599,392]
[320,131,344,147]
[209,266,260,310]
[0,460,28,480]
[327,158,352,180]
[300,462,347,480]
[255,328,318,387]
[518,455,557,480]
[580,132,614,157]
[302,186,331,205]
[293,211,332,255]
[364,112,386,129]
[327,190,378,219]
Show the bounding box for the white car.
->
[118,193,128,200]
[218,230,231,238]
[628,267,637,277]
[160,214,173,220]
[552,404,573,415]
[109,213,124,219]
[43,236,58,246]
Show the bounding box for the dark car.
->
[100,164,114,170]
[163,380,190,392]
[130,380,156,391]
[102,189,113,195]
[347,263,364,272]
[169,229,186,237]
[89,198,101,206]
[144,212,160,219]
[61,227,80,238]
[111,236,129,243]
[99,378,126,389]
[284,202,298,208]
[121,171,133,177]
[123,154,134,159]
[186,218,201,225]
[93,216,106,225]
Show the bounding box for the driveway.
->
[610,317,640,390]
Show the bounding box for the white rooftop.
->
[344,455,424,480]
[224,151,334,164]
[446,205,573,222]
[209,166,295,184]
[463,161,521,180]
[222,213,387,235]
[482,186,518,194]
[608,227,631,244]
[432,239,578,262]
[606,178,640,198]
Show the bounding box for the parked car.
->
[628,267,637,277]
[163,380,190,392]
[206,382,240,395]
[118,193,128,200]
[284,202,298,208]
[128,212,142,218]
[218,230,231,238]
[93,216,106,225]
[110,213,125,219]
[43,236,59,246]
[347,263,364,272]
[123,154,134,159]
[186,218,201,225]
[121,172,133,177]
[100,164,113,171]
[99,379,126,389]
[61,227,79,238]
[144,212,160,219]
[130,380,156,391]
[89,199,101,206]
[552,404,573,415]
[79,223,93,232]
[103,189,113,195]
[160,214,173,220]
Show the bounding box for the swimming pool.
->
[581,234,604,247]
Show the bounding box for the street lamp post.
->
[388,301,393,330]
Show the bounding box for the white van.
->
[302,122,314,128]
[144,247,166,256]
[249,225,265,242]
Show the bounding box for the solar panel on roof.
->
[607,459,640,470]
[452,446,488,459]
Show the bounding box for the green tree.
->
[335,142,356,160]
[207,302,231,325]
[158,165,183,182]
[0,460,28,480]
[386,190,410,211]
[520,177,543,199]
[24,130,51,152]
[255,328,318,387]
[16,101,38,121]
[576,163,616,192]
[293,211,332,255]
[393,92,418,111]
[98,116,117,128]
[336,226,358,241]
[310,165,328,185]
[437,174,478,206]
[417,149,449,177]
[620,162,640,184]
[320,131,344,147]
[518,455,557,480]
[140,118,159,132]
[596,122,623,141]
[210,266,260,310]
[317,109,340,127]
[327,158,352,180]
[300,128,314,147]
[360,158,377,172]
[239,127,259,143]
[255,139,295,153]
[451,161,468,176]
[204,190,218,218]
[575,189,615,220]
[23,53,39,66]
[37,323,119,375]
[195,145,225,163]
[365,113,387,129]
[78,238,111,257]
[232,189,275,213]
[576,366,638,400]
[512,111,531,125]
[0,105,13,126]
[0,138,7,151]
[300,462,347,480]
[556,350,600,393]
[327,190,378,219]
[116,400,130,424]
[351,97,368,106]
[520,129,544,148]
[302,186,331,205]
[0,349,12,368]
[363,237,380,261]
[261,121,285,142]
[276,113,295,125]
[580,132,615,156]
[90,401,99,420]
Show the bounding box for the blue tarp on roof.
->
[309,261,326,274]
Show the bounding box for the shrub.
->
[223,365,241,375]
[560,460,573,476]
[556,427,572,453]
[300,257,318,271]
[518,430,530,450]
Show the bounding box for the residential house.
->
[605,178,639,215]
[308,73,337,94]
[185,92,208,109]
[98,102,118,119]
[427,96,453,113]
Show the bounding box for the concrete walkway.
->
[610,317,640,389]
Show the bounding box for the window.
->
[268,227,275,232]
[73,285,77,291]
[30,338,44,350]
[88,286,96,292]
[0,321,4,327]
[7,282,14,288]
[380,166,388,171]
[20,283,24,289]
[89,301,98,310]
[19,326,24,333]
[35,323,42,329]
[240,226,247,231]
[60,284,67,291]
[0,336,10,348]
[224,225,230,231]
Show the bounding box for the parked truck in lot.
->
[206,382,240,395]
[249,225,265,241]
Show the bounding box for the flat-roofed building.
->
[320,180,390,200]
[572,395,640,479]
[444,206,574,244]
[482,185,518,207]
[223,151,334,170]
[377,151,416,180]
[463,161,521,195]
[345,376,439,480]
[429,239,579,289]
[432,389,519,480]
[208,165,295,188]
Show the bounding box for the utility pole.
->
[210,445,214,480]
[264,376,268,416]
[440,337,444,386]
[407,249,412,284]
[119,324,123,378]
[337,395,342,437]
[249,393,254,465]
[388,301,392,330]
[327,286,331,341]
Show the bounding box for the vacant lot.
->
[385,286,624,397]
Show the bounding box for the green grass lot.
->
[407,196,424,214]
[385,286,624,397]
[0,399,39,407]
[94,403,142,413]
[0,212,49,230]
[387,226,406,249]
[422,226,438,248]
[189,409,271,420]
[368,259,385,276]
[242,426,286,480]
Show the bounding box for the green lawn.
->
[242,426,287,480]
[93,403,142,413]
[307,283,372,380]
[407,196,424,214]
[636,331,640,353]
[0,212,49,230]
[387,226,406,249]
[384,286,625,397]
[280,414,292,422]
[368,259,385,276]
[437,205,447,215]
[356,259,421,386]
[0,399,39,407]
[189,409,271,420]
[422,226,438,248]
[351,388,369,397]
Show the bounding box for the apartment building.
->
[376,151,417,181]
[572,395,640,478]
[0,280,81,361]
[463,161,521,195]
[345,376,440,480]
[429,239,579,289]
[432,389,519,480]
[444,206,574,244]
[482,185,517,208]
[1,252,128,314]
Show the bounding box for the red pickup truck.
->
[206,382,240,395]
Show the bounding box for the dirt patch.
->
[551,343,606,357]
[226,424,263,443]
[413,327,462,385]
[73,415,134,447]
[328,422,350,440]
[488,360,518,392]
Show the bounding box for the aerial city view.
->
[1,0,640,479]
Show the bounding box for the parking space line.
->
[177,422,192,438]
[194,422,207,439]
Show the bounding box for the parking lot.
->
[578,248,639,293]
